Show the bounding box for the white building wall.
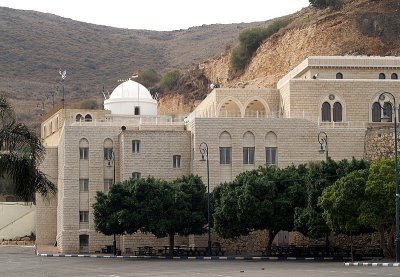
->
[0,203,35,240]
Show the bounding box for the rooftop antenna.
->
[59,69,67,109]
[102,84,107,100]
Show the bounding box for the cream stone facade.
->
[36,56,400,254]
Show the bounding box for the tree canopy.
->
[92,175,208,249]
[213,165,307,253]
[0,95,55,202]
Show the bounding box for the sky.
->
[0,0,310,31]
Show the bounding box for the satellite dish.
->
[59,69,67,80]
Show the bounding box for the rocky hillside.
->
[159,0,400,115]
[0,7,269,127]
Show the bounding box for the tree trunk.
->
[350,231,353,262]
[378,225,391,258]
[169,232,175,256]
[266,229,277,256]
[387,224,396,258]
[325,233,330,255]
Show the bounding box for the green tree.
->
[146,175,208,251]
[137,69,160,88]
[294,158,369,244]
[0,95,55,202]
[159,70,181,91]
[80,99,98,109]
[213,165,307,254]
[319,169,369,260]
[360,159,396,258]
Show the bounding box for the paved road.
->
[1,246,399,277]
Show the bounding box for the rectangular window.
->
[266,147,277,165]
[104,179,113,192]
[243,147,255,164]
[219,147,232,164]
[134,106,140,115]
[104,148,114,160]
[132,140,140,153]
[79,147,89,160]
[132,172,141,179]
[173,155,181,168]
[79,179,89,192]
[79,211,89,223]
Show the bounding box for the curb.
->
[36,252,353,261]
[344,262,400,267]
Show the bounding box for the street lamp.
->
[106,150,117,256]
[378,91,400,263]
[318,131,329,161]
[199,142,212,256]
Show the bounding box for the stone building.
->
[36,56,400,253]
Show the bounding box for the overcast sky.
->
[0,0,310,31]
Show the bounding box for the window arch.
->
[321,102,331,122]
[243,131,255,165]
[379,73,386,79]
[371,102,381,122]
[391,73,398,80]
[336,72,343,79]
[103,138,113,161]
[383,102,393,122]
[76,114,83,122]
[217,97,242,117]
[266,131,277,166]
[219,131,232,164]
[333,102,342,122]
[84,114,92,122]
[79,138,89,160]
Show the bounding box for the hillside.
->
[0,7,268,127]
[131,0,400,115]
[200,0,400,91]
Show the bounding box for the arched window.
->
[371,102,381,122]
[383,102,393,122]
[84,114,92,122]
[333,102,342,122]
[321,102,331,122]
[391,73,398,80]
[79,138,89,160]
[379,73,386,79]
[219,131,232,164]
[336,72,343,79]
[76,114,83,122]
[266,131,278,166]
[243,131,255,165]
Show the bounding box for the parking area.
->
[1,246,399,277]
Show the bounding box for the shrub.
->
[309,0,343,9]
[230,19,290,72]
[159,70,181,91]
[80,99,98,109]
[137,69,160,88]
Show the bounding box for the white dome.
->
[109,80,153,100]
[104,79,157,116]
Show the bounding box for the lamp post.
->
[379,91,400,263]
[318,131,329,161]
[199,142,212,256]
[106,150,117,256]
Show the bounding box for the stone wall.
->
[364,125,398,160]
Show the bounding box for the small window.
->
[79,179,89,192]
[243,147,255,164]
[132,172,141,179]
[173,155,181,168]
[379,73,386,79]
[321,102,331,122]
[104,148,114,160]
[104,179,113,192]
[391,73,398,80]
[79,147,89,160]
[266,147,277,165]
[333,102,342,122]
[76,114,83,122]
[336,72,343,79]
[79,211,89,223]
[132,140,140,153]
[219,147,232,164]
[85,114,92,122]
[134,106,140,115]
[372,102,381,122]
